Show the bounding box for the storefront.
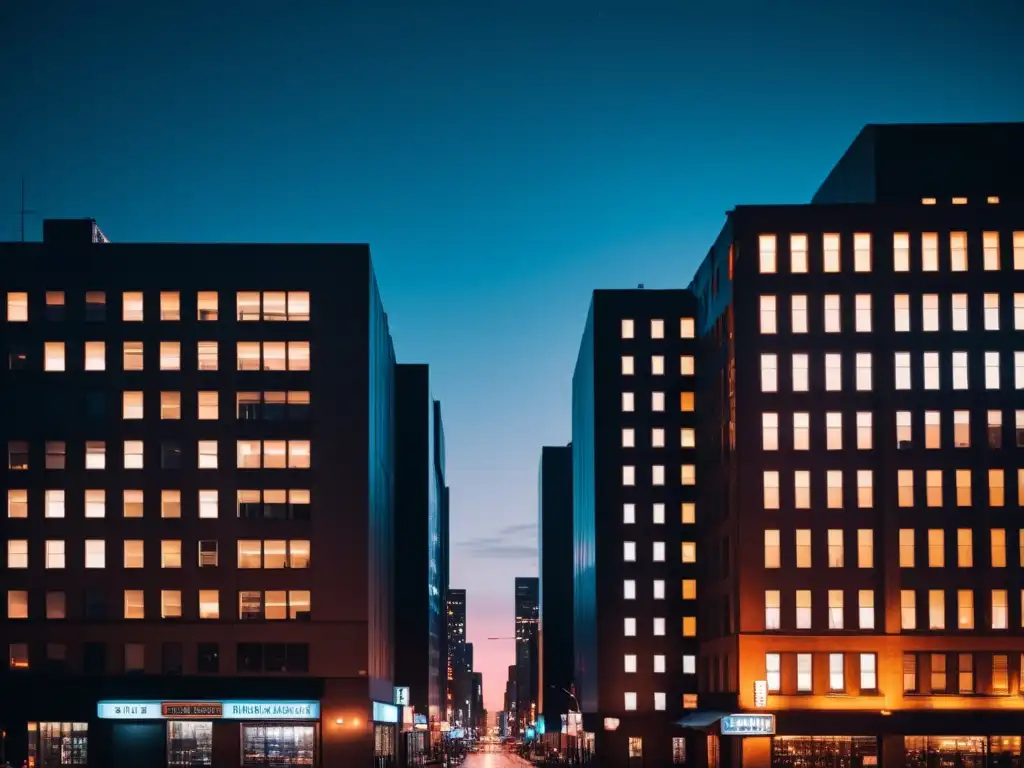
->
[371,701,399,768]
[96,699,321,767]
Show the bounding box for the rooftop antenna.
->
[19,176,37,242]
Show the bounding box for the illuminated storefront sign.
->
[753,680,768,708]
[394,686,410,706]
[721,714,776,736]
[97,700,320,720]
[372,702,399,724]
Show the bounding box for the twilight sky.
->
[1,0,1022,715]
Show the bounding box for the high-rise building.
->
[394,364,446,723]
[504,663,518,736]
[689,123,1024,767]
[0,219,402,767]
[470,671,485,733]
[434,400,451,726]
[514,576,539,731]
[538,444,575,731]
[446,588,469,724]
[571,289,700,766]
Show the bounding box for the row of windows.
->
[760,350,1024,393]
[9,641,310,674]
[762,409,1024,452]
[621,465,697,486]
[758,232,1024,275]
[6,488,311,519]
[7,439,311,470]
[622,616,697,638]
[622,580,696,601]
[622,427,696,449]
[27,340,311,372]
[763,588,1023,631]
[5,589,311,620]
[620,318,696,340]
[764,527,1024,569]
[622,502,696,525]
[759,292,1024,335]
[5,291,310,322]
[764,651,879,693]
[624,541,698,563]
[621,355,696,376]
[4,538,310,569]
[621,391,695,412]
[761,468,1024,510]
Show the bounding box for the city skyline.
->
[2,0,1023,717]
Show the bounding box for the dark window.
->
[989,422,1003,449]
[85,291,106,321]
[263,643,310,673]
[45,441,66,469]
[8,346,29,370]
[85,392,105,420]
[84,590,106,620]
[161,441,182,469]
[237,643,263,672]
[162,642,183,675]
[7,440,28,469]
[197,643,219,673]
[45,293,65,321]
[83,642,106,673]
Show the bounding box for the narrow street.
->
[460,748,535,768]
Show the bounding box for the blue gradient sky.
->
[2,0,1022,713]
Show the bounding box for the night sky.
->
[2,0,1022,714]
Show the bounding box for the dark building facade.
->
[394,365,445,723]
[538,444,575,732]
[514,576,539,732]
[470,671,485,734]
[446,588,469,725]
[572,289,700,766]
[433,400,450,728]
[689,123,1024,767]
[0,219,401,768]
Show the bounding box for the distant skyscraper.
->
[514,576,539,731]
[504,664,518,736]
[394,364,446,721]
[572,289,699,766]
[471,671,485,733]
[434,401,451,723]
[446,589,470,725]
[538,444,574,731]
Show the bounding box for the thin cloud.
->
[456,522,538,560]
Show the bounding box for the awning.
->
[676,711,727,730]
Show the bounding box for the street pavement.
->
[461,749,535,768]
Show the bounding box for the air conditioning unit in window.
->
[898,441,913,450]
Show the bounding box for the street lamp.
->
[551,686,582,766]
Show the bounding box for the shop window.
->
[905,737,987,767]
[28,722,89,768]
[773,737,877,766]
[241,724,316,765]
[197,643,220,673]
[167,721,213,767]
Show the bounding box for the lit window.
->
[894,355,912,392]
[124,540,144,568]
[652,503,664,524]
[858,590,874,629]
[681,580,695,599]
[621,356,634,375]
[161,490,181,519]
[199,590,220,619]
[796,590,811,629]
[82,341,106,371]
[827,530,844,567]
[990,469,1005,507]
[196,391,219,420]
[621,392,634,412]
[160,292,180,321]
[237,342,260,371]
[159,342,181,371]
[197,291,218,320]
[198,539,218,567]
[894,294,910,332]
[1015,232,1024,270]
[824,294,841,333]
[199,490,219,519]
[45,490,64,518]
[760,296,777,334]
[122,493,143,524]
[825,470,842,508]
[161,590,182,619]
[763,471,780,509]
[760,354,777,392]
[1016,294,1024,330]
[621,428,634,448]
[922,294,939,331]
[123,292,144,321]
[856,529,873,568]
[622,503,635,524]
[855,353,872,391]
[122,391,144,419]
[653,654,666,673]
[120,341,144,371]
[679,392,694,412]
[900,529,916,567]
[6,292,28,322]
[650,319,664,339]
[992,529,1007,568]
[7,591,28,619]
[161,540,182,568]
[765,653,781,692]
[46,540,65,568]
[623,580,636,600]
[680,428,695,448]
[624,692,637,711]
[825,412,842,450]
[825,353,842,391]
[922,233,939,271]
[683,655,696,675]
[198,441,218,469]
[923,352,940,390]
[927,469,944,507]
[796,529,812,568]
[654,617,667,636]
[853,233,871,271]
[764,530,780,568]
[822,234,840,272]
[903,654,918,693]
[1017,352,1024,389]
[652,464,665,486]
[950,232,967,271]
[762,413,778,451]
[854,294,871,332]
[792,353,809,391]
[85,489,106,518]
[123,441,144,470]
[985,351,1001,389]
[893,233,910,271]
[681,543,696,563]
[621,319,634,339]
[680,355,694,375]
[828,590,844,629]
[901,590,916,630]
[624,654,637,673]
[758,234,777,273]
[952,197,968,205]
[85,441,106,470]
[680,465,695,485]
[952,351,969,390]
[652,392,665,411]
[764,590,780,630]
[928,529,945,568]
[624,618,636,636]
[44,342,65,372]
[856,412,872,449]
[993,655,1009,694]
[653,692,667,711]
[681,617,695,637]
[925,411,941,449]
[955,469,971,507]
[959,654,974,694]
[622,466,635,486]
[7,540,28,569]
[796,653,812,692]
[84,539,105,569]
[791,295,807,333]
[988,410,1003,448]
[161,392,181,420]
[958,590,974,629]
[789,234,808,273]
[983,232,1000,271]
[992,589,1009,629]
